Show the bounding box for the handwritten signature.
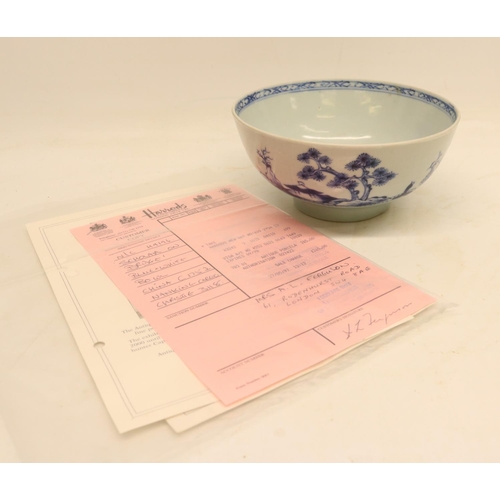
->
[342,302,413,339]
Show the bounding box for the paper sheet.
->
[27,187,222,433]
[166,315,413,432]
[71,185,435,406]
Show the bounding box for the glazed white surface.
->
[1,38,499,463]
[235,82,459,216]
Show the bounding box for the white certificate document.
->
[27,187,222,433]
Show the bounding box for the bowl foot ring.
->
[293,198,390,222]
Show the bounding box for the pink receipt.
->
[71,185,435,404]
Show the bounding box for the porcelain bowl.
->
[233,80,460,221]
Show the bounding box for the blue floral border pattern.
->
[257,148,442,207]
[236,81,457,121]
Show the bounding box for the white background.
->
[1,38,499,462]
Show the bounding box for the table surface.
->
[1,38,499,463]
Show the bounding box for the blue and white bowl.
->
[233,80,460,222]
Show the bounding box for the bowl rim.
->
[232,78,461,148]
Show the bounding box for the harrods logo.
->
[142,202,188,219]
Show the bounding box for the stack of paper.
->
[27,184,435,433]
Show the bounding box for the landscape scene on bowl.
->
[257,147,442,207]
